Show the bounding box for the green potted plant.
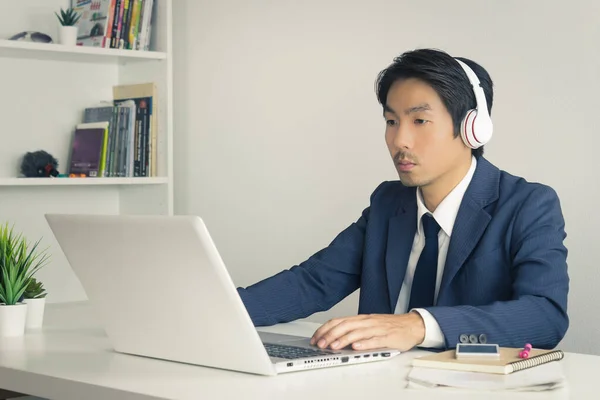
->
[23,277,47,329]
[0,223,50,337]
[55,7,81,46]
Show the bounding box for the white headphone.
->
[454,58,493,149]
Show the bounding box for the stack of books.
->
[73,0,155,50]
[408,347,566,392]
[68,82,157,178]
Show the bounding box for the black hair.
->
[375,48,493,158]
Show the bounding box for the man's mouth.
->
[396,160,416,172]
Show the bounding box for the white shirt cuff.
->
[412,308,445,348]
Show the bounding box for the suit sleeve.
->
[236,183,387,326]
[425,185,569,350]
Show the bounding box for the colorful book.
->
[73,0,116,48]
[68,122,109,177]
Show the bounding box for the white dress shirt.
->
[394,156,477,348]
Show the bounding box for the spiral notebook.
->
[412,347,564,375]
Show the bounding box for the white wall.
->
[173,0,600,355]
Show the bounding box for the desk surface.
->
[0,302,592,399]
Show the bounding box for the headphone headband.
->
[454,58,493,149]
[454,59,490,118]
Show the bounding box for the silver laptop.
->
[45,214,400,375]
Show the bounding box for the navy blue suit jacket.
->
[237,157,569,350]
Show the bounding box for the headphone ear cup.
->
[460,109,479,149]
[461,109,492,149]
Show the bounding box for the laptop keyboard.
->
[264,343,335,359]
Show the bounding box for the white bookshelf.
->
[0,177,169,186]
[0,39,167,61]
[0,0,173,303]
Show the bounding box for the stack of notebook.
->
[408,347,566,391]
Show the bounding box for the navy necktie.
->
[408,214,441,310]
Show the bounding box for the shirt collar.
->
[416,155,477,237]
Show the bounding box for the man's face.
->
[384,78,470,190]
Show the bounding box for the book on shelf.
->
[73,0,154,50]
[113,82,158,177]
[68,122,109,177]
[78,82,157,177]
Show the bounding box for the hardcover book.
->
[68,122,109,177]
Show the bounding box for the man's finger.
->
[310,315,368,346]
[310,318,344,345]
[315,316,372,349]
[311,316,364,345]
[329,327,383,350]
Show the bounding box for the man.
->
[236,48,569,352]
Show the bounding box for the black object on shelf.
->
[20,150,60,177]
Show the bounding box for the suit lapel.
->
[385,190,417,313]
[438,157,500,301]
[438,198,491,299]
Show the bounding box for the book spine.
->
[99,126,109,176]
[142,0,154,50]
[108,106,120,176]
[110,0,123,48]
[127,103,136,176]
[120,0,133,49]
[120,107,130,176]
[135,104,144,176]
[114,107,124,176]
[141,103,151,176]
[128,0,142,50]
[136,0,146,50]
[149,100,156,176]
[104,0,116,48]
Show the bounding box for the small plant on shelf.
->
[55,7,81,46]
[55,7,81,26]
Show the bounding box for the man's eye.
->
[386,119,398,126]
[415,119,428,125]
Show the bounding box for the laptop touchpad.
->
[258,331,310,344]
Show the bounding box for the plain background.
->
[171,0,598,354]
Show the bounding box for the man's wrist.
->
[408,310,426,346]
[410,309,446,349]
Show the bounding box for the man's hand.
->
[310,312,426,352]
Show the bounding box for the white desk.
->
[0,302,594,399]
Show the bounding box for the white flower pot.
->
[23,297,46,329]
[0,303,27,337]
[58,25,78,46]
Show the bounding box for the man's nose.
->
[393,124,413,149]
